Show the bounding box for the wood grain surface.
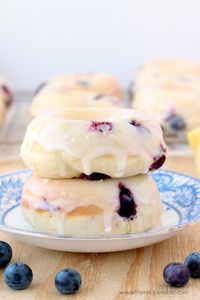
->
[0,157,199,300]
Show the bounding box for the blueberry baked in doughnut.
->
[21,174,163,235]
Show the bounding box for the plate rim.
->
[0,168,199,241]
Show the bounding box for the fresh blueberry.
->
[4,262,33,290]
[117,183,137,219]
[165,113,186,131]
[149,154,166,171]
[55,268,82,294]
[184,252,200,278]
[163,262,190,287]
[0,241,12,267]
[81,172,110,180]
[89,121,113,132]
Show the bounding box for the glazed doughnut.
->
[30,91,123,117]
[132,88,200,133]
[136,59,200,77]
[131,59,200,140]
[21,174,163,235]
[131,59,200,98]
[34,73,123,99]
[133,75,200,94]
[20,107,166,179]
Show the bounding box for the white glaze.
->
[21,108,166,177]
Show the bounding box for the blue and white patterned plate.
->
[0,169,200,253]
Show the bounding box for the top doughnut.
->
[20,107,166,179]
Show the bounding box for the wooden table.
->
[0,157,199,300]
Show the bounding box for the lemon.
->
[187,127,200,150]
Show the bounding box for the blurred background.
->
[0,0,200,91]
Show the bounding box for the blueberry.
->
[0,241,12,267]
[149,154,166,171]
[117,183,137,219]
[77,80,90,86]
[89,121,113,132]
[55,268,82,294]
[130,120,140,127]
[1,85,13,107]
[94,94,104,100]
[163,262,190,287]
[184,252,200,278]
[34,81,47,95]
[81,172,110,180]
[166,113,186,131]
[4,262,33,290]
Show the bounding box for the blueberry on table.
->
[4,262,33,290]
[184,252,200,278]
[163,262,190,287]
[0,241,12,267]
[55,268,82,294]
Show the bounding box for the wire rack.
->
[0,92,32,161]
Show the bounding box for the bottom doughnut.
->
[21,174,163,235]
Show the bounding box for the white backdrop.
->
[0,0,200,90]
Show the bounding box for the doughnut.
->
[30,91,123,117]
[0,97,6,124]
[21,174,163,235]
[132,88,200,134]
[136,59,200,78]
[34,73,123,99]
[131,59,200,139]
[133,75,200,94]
[20,107,167,179]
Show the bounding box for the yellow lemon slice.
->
[187,127,200,150]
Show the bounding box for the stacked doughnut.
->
[130,59,200,142]
[30,73,123,116]
[0,79,13,123]
[20,107,166,235]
